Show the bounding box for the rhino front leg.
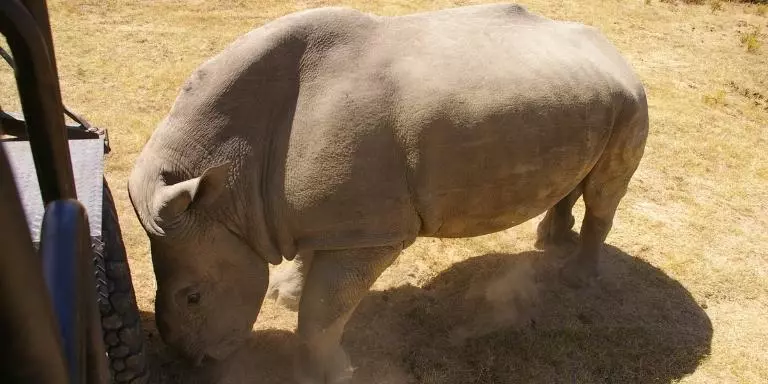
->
[294,244,401,384]
[267,252,314,311]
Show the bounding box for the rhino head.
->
[128,161,270,364]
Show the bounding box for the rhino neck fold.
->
[157,64,305,263]
[160,128,285,264]
[137,14,330,262]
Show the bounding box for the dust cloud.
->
[449,259,540,345]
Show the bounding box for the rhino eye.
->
[187,292,201,305]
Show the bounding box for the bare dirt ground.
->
[2,1,767,383]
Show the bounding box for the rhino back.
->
[279,5,645,248]
[388,6,645,237]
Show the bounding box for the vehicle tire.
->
[95,180,149,384]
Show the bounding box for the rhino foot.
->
[535,228,579,250]
[535,209,579,250]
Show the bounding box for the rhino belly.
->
[408,120,609,238]
[417,172,585,238]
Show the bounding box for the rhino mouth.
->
[182,334,246,367]
[171,329,247,366]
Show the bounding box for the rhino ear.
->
[155,162,230,225]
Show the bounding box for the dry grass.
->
[711,0,724,13]
[2,0,768,383]
[740,26,763,52]
[758,4,768,17]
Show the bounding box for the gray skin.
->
[128,4,648,383]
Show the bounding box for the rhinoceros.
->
[128,3,648,383]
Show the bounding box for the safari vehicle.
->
[1,0,147,383]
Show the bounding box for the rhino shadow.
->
[346,245,713,383]
[142,245,712,383]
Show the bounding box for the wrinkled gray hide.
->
[128,4,648,383]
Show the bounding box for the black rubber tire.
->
[96,180,149,384]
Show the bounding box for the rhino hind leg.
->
[295,245,402,384]
[560,143,644,288]
[535,185,582,250]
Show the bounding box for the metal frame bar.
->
[0,0,75,203]
[1,44,105,141]
[0,1,110,383]
[20,0,61,81]
[2,110,101,141]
